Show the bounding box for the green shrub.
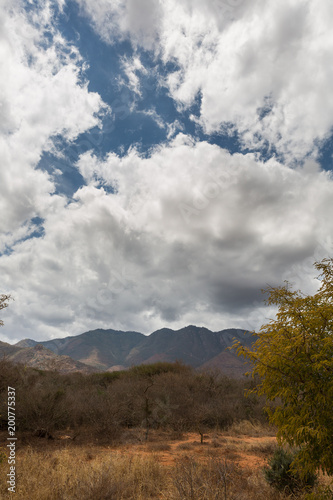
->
[264,448,317,494]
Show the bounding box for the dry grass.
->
[0,448,165,499]
[168,457,289,500]
[226,420,277,437]
[246,439,278,455]
[147,442,172,452]
[0,448,317,500]
[0,424,331,499]
[0,446,286,500]
[177,442,193,451]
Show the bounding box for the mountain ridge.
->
[14,325,256,377]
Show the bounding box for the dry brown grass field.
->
[1,421,332,499]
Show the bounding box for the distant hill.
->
[17,329,143,371]
[15,326,256,377]
[0,341,94,374]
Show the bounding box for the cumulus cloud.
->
[75,0,162,49]
[76,0,333,161]
[1,136,332,341]
[1,0,333,343]
[0,0,107,247]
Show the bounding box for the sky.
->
[0,0,333,343]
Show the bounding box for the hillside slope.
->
[0,341,94,373]
[15,326,255,376]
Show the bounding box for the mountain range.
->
[8,326,256,377]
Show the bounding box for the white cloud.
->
[120,55,147,96]
[1,0,333,343]
[76,0,333,161]
[1,136,332,341]
[0,0,107,246]
[138,108,166,129]
[166,120,185,139]
[76,0,162,49]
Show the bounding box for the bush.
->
[264,448,317,494]
[171,456,241,500]
[130,361,191,376]
[0,359,268,440]
[305,485,333,499]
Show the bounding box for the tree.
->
[0,294,11,326]
[234,258,333,475]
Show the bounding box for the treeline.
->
[0,359,267,442]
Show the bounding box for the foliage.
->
[127,361,191,378]
[234,258,333,475]
[88,370,124,386]
[88,362,192,387]
[304,484,333,500]
[0,359,268,438]
[264,448,317,494]
[0,294,12,326]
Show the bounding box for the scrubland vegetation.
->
[0,359,266,440]
[0,358,332,498]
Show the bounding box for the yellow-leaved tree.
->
[234,258,333,475]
